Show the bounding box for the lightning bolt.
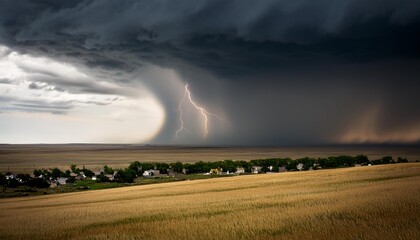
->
[176,83,223,138]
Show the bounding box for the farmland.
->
[0,163,419,240]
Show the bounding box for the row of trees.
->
[127,155,409,175]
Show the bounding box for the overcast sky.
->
[0,0,419,145]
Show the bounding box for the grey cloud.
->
[0,94,111,115]
[0,97,72,115]
[5,0,419,43]
[0,0,419,144]
[15,60,133,96]
[28,81,65,92]
[0,78,12,84]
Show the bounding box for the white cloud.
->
[0,45,165,143]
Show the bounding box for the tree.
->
[83,168,95,178]
[97,174,110,182]
[103,165,114,174]
[33,169,43,177]
[16,173,30,182]
[28,178,50,188]
[156,163,169,174]
[355,155,369,165]
[170,162,184,173]
[70,165,80,174]
[64,170,71,177]
[128,161,142,175]
[114,168,136,183]
[51,168,62,179]
[382,156,394,164]
[0,173,6,191]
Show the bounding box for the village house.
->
[167,169,175,177]
[5,172,15,180]
[210,168,221,175]
[251,166,262,174]
[278,166,287,172]
[48,180,58,188]
[76,172,86,180]
[313,163,322,170]
[143,169,161,178]
[104,174,114,181]
[57,177,68,185]
[235,167,245,174]
[297,163,304,171]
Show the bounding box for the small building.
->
[167,169,175,177]
[313,163,322,170]
[49,181,58,188]
[251,166,262,174]
[57,177,68,185]
[5,172,15,180]
[278,166,287,172]
[104,174,114,180]
[297,163,304,171]
[235,167,245,174]
[70,173,77,177]
[143,169,160,178]
[76,172,86,180]
[210,168,221,175]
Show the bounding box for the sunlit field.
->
[1,144,419,173]
[0,163,419,240]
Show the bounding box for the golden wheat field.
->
[0,163,419,240]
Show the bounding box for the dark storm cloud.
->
[0,0,419,144]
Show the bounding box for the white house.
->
[235,167,245,174]
[104,174,114,180]
[297,163,304,171]
[76,172,86,180]
[57,177,68,185]
[5,172,15,180]
[251,166,262,174]
[143,169,160,178]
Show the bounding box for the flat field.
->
[0,163,419,240]
[1,144,419,173]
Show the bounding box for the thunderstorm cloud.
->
[0,0,419,144]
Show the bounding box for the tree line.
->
[0,155,411,190]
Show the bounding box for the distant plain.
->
[1,144,419,173]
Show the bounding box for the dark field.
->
[0,144,419,173]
